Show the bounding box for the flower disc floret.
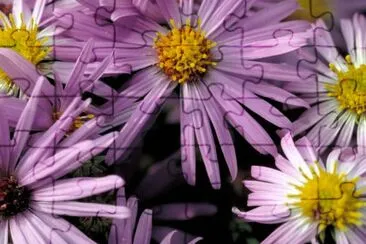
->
[290,165,365,232]
[0,175,30,218]
[154,20,216,83]
[326,55,366,115]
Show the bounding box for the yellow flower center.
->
[53,112,95,133]
[0,14,50,94]
[153,19,216,83]
[290,165,365,232]
[326,55,366,115]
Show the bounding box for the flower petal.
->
[31,201,130,219]
[32,175,124,201]
[132,209,153,244]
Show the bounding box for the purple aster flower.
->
[0,76,130,243]
[0,0,57,96]
[109,152,217,244]
[0,0,102,97]
[0,40,136,138]
[233,132,366,243]
[54,0,311,188]
[288,14,366,153]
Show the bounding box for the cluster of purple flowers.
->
[1,0,366,243]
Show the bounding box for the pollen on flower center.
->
[290,165,364,232]
[0,175,30,218]
[326,55,366,115]
[0,13,51,95]
[53,111,95,133]
[153,19,217,83]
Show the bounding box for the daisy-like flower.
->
[57,0,311,188]
[289,13,366,153]
[0,40,136,135]
[0,77,130,243]
[0,0,54,96]
[233,133,366,243]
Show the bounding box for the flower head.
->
[290,13,366,153]
[57,0,312,189]
[0,0,54,96]
[233,133,366,243]
[0,67,130,243]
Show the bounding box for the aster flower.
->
[0,0,99,97]
[0,77,130,243]
[55,0,312,188]
[109,152,217,244]
[0,0,55,96]
[0,40,136,136]
[288,14,366,153]
[233,133,366,243]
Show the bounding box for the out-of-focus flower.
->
[287,14,366,153]
[233,133,366,243]
[254,0,332,22]
[109,152,217,244]
[58,0,311,188]
[0,77,130,243]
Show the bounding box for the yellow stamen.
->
[325,55,366,116]
[289,164,365,232]
[153,19,216,83]
[0,13,51,95]
[53,112,95,133]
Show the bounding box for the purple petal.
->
[133,209,153,244]
[9,214,34,243]
[136,151,183,200]
[232,205,290,224]
[196,83,237,181]
[357,117,366,154]
[179,0,194,23]
[34,210,96,244]
[31,201,130,219]
[10,76,45,169]
[32,175,124,201]
[189,83,221,189]
[203,0,242,37]
[106,76,175,164]
[0,48,53,96]
[0,106,10,174]
[280,133,312,177]
[155,0,182,27]
[207,84,277,156]
[9,216,28,243]
[153,227,201,244]
[19,132,118,187]
[153,203,217,220]
[0,220,8,244]
[15,98,91,177]
[180,84,196,186]
[59,116,106,147]
[234,1,299,31]
[263,220,316,244]
[18,211,67,244]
